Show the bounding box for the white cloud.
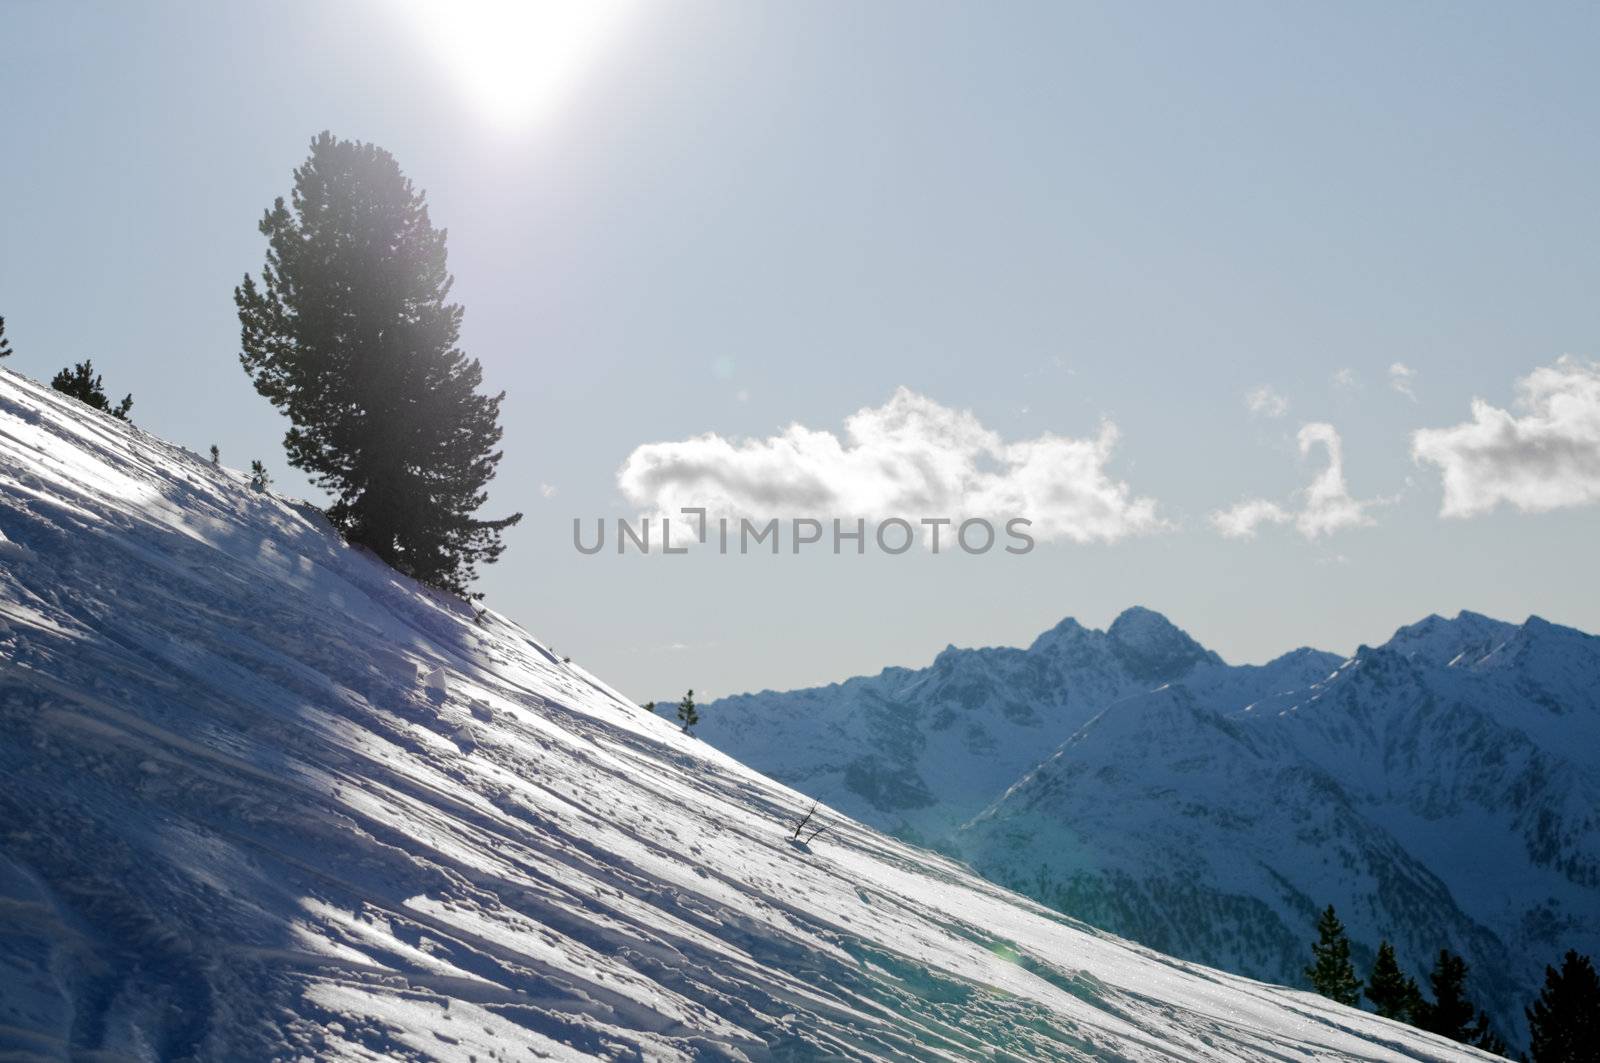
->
[1332,368,1359,390]
[1244,385,1289,419]
[1211,423,1379,540]
[617,387,1165,544]
[539,483,558,498]
[1412,356,1600,518]
[1389,362,1418,401]
[1210,497,1290,539]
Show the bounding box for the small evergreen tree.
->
[210,444,220,464]
[1366,940,1421,1021]
[236,132,521,596]
[250,460,272,491]
[1526,950,1600,1063]
[676,689,698,734]
[1466,1011,1506,1056]
[50,360,132,420]
[0,315,12,359]
[642,701,656,714]
[1414,950,1478,1042]
[1305,905,1363,1005]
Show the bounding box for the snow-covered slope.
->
[697,609,1338,844]
[0,366,1492,1060]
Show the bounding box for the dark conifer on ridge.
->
[1305,904,1362,1006]
[50,359,132,420]
[236,131,520,596]
[1526,949,1600,1063]
[1365,940,1421,1022]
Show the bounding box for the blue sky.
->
[3,1,1598,699]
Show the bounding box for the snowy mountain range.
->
[698,606,1600,1050]
[0,366,1495,1060]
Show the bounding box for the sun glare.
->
[400,0,636,128]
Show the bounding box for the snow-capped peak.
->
[1106,605,1225,680]
[1382,609,1518,669]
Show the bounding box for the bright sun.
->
[400,0,637,128]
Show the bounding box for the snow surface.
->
[0,364,1490,1060]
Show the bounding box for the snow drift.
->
[0,364,1488,1060]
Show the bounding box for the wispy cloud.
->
[1332,368,1359,390]
[1211,497,1292,539]
[1388,362,1418,401]
[1211,423,1380,540]
[1244,385,1289,419]
[636,640,718,653]
[1412,357,1600,517]
[617,387,1165,544]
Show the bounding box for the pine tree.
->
[1414,949,1477,1042]
[1304,905,1363,1006]
[50,360,132,420]
[0,315,12,359]
[1526,950,1600,1063]
[210,444,220,465]
[1467,1010,1506,1056]
[1366,940,1421,1021]
[250,460,272,491]
[236,132,521,596]
[676,689,698,734]
[642,701,656,714]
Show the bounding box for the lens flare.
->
[400,0,636,128]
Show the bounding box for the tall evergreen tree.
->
[1365,940,1421,1021]
[236,132,521,595]
[676,689,698,734]
[0,315,12,359]
[1414,948,1503,1052]
[1526,950,1600,1063]
[1304,905,1363,1005]
[50,360,132,420]
[1414,949,1474,1039]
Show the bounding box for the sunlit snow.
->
[0,366,1490,1060]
